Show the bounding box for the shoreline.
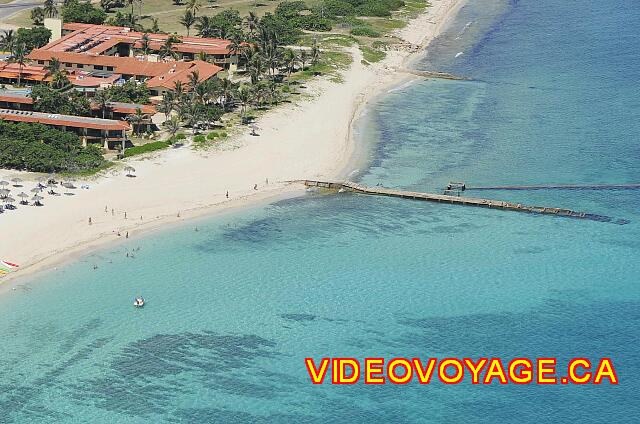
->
[0,0,465,286]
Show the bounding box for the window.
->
[38,60,44,65]
[106,66,114,71]
[95,65,104,70]
[64,63,72,67]
[77,64,84,69]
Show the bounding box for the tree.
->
[30,85,91,115]
[180,9,196,36]
[31,7,45,25]
[0,121,105,173]
[139,33,151,55]
[158,34,181,60]
[163,116,180,138]
[235,85,252,117]
[0,30,15,53]
[43,0,58,18]
[16,27,52,52]
[298,49,308,71]
[93,90,112,119]
[50,71,70,89]
[9,43,27,87]
[245,11,259,38]
[186,0,200,17]
[187,70,200,92]
[282,48,297,82]
[62,0,107,25]
[310,37,320,64]
[127,108,147,137]
[159,91,176,119]
[149,17,161,33]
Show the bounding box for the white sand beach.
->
[0,0,464,282]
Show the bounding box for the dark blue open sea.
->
[1,0,639,422]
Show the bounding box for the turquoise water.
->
[2,0,640,422]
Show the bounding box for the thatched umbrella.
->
[0,180,9,189]
[32,194,44,206]
[4,196,15,209]
[30,187,41,195]
[18,192,29,205]
[0,188,9,198]
[47,181,58,195]
[62,182,75,195]
[11,177,22,187]
[124,166,136,177]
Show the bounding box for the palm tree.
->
[50,70,69,89]
[282,48,296,83]
[139,33,151,55]
[245,11,259,38]
[218,77,234,110]
[0,30,15,53]
[196,16,213,38]
[310,38,320,65]
[127,108,147,137]
[248,54,265,84]
[31,7,45,25]
[43,0,58,18]
[94,90,112,119]
[159,91,176,119]
[187,70,199,92]
[186,0,200,17]
[298,49,308,71]
[9,43,27,87]
[158,37,179,60]
[236,85,251,117]
[172,80,184,95]
[180,9,196,36]
[164,115,180,138]
[149,17,161,33]
[44,57,61,75]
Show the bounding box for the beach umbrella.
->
[31,194,44,206]
[0,180,9,188]
[18,192,29,205]
[4,197,15,208]
[124,166,136,177]
[62,182,75,195]
[0,188,9,198]
[30,187,41,194]
[11,177,22,187]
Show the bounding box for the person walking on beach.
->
[126,231,129,239]
[112,208,114,216]
[226,190,229,199]
[89,217,92,225]
[254,184,258,190]
[105,206,108,213]
[124,212,127,219]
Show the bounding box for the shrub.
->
[193,135,206,143]
[207,132,219,140]
[350,27,381,37]
[175,133,186,140]
[0,121,105,172]
[220,132,228,137]
[123,141,171,157]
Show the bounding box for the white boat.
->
[133,297,145,308]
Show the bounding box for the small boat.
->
[133,296,145,308]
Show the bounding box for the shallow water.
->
[1,0,639,422]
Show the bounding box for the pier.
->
[399,69,470,81]
[300,180,628,224]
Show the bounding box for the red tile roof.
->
[57,23,233,56]
[146,60,223,89]
[0,108,130,131]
